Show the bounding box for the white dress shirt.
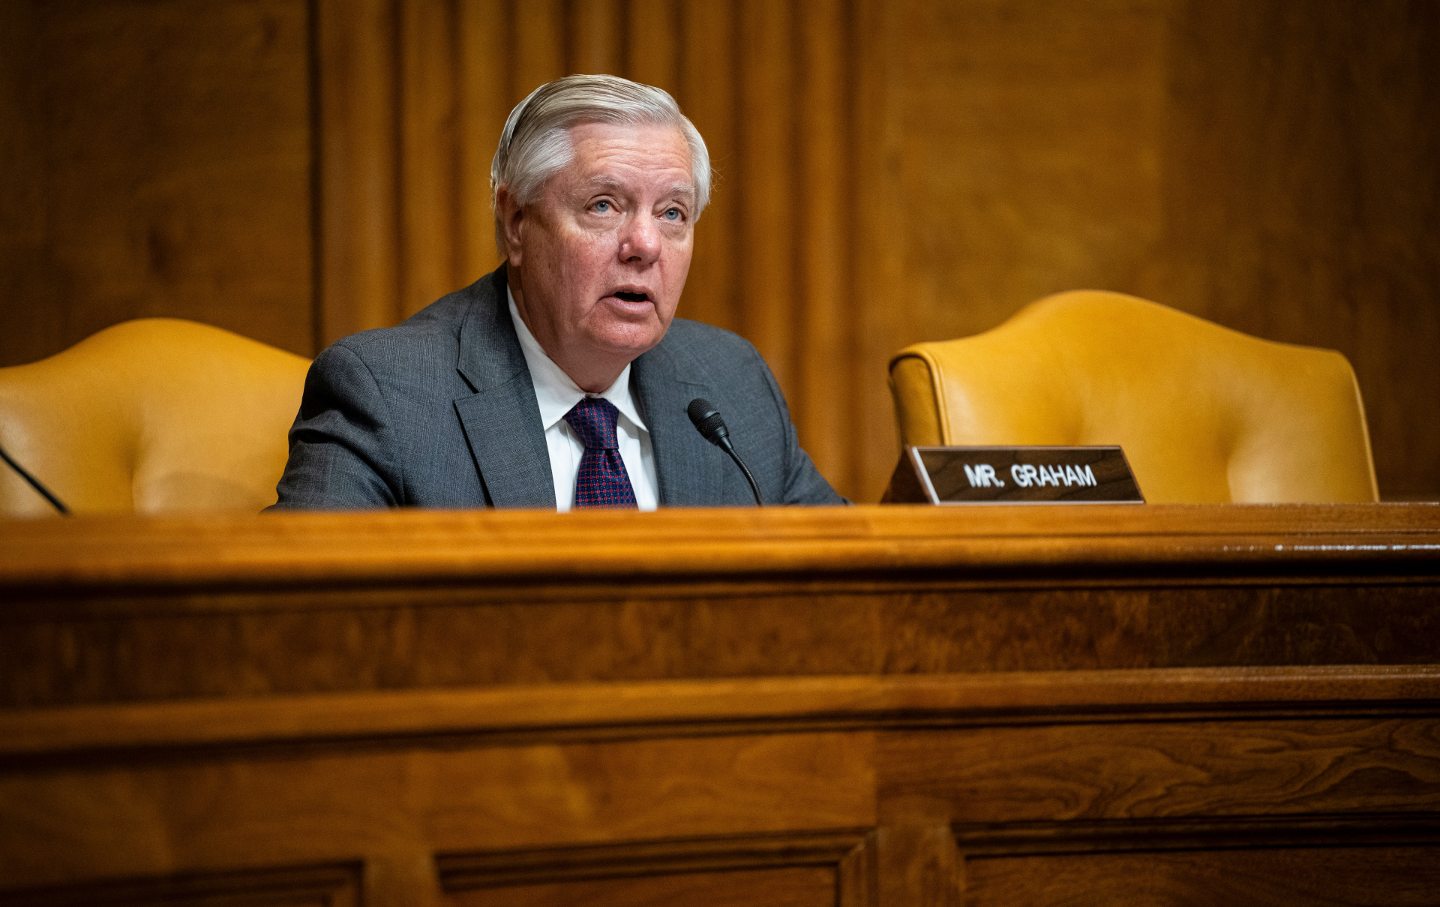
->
[507,290,659,511]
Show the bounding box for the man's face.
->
[502,121,696,392]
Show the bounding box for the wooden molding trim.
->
[3,504,1440,592]
[4,666,1439,761]
[0,860,361,907]
[436,830,871,889]
[954,815,1440,856]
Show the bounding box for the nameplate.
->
[883,446,1145,505]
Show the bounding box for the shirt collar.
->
[507,288,647,432]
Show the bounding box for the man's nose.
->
[618,215,661,265]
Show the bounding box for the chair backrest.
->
[0,318,310,516]
[888,291,1379,503]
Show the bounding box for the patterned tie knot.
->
[564,397,636,508]
[565,397,621,451]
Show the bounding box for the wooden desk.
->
[2,505,1439,905]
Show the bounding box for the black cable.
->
[0,442,70,515]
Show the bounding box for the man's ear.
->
[496,186,525,267]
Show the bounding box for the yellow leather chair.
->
[0,318,310,516]
[888,291,1379,503]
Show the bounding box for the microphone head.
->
[686,398,730,446]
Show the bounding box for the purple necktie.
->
[564,397,638,508]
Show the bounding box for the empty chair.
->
[0,318,310,516]
[888,291,1378,503]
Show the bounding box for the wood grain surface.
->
[2,505,1439,707]
[2,505,1440,903]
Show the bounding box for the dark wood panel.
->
[0,0,315,365]
[875,825,962,907]
[8,581,1440,709]
[315,0,402,340]
[881,717,1440,825]
[1145,0,1440,501]
[965,843,1440,907]
[0,861,361,907]
[438,832,869,907]
[879,584,1440,674]
[885,0,1169,335]
[445,866,836,907]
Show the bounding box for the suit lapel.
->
[633,342,731,505]
[453,269,556,508]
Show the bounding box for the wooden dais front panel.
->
[1,505,1439,904]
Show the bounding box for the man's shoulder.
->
[325,270,503,366]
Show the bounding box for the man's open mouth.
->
[613,290,650,303]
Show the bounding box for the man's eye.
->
[592,200,612,213]
[662,207,684,222]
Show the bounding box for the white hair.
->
[490,74,712,254]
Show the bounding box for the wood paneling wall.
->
[2,0,1436,501]
[0,0,315,360]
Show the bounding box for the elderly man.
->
[274,74,843,509]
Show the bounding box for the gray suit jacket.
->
[273,267,844,509]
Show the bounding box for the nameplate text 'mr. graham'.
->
[883,446,1145,505]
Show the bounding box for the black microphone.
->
[687,398,764,506]
[0,442,70,515]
